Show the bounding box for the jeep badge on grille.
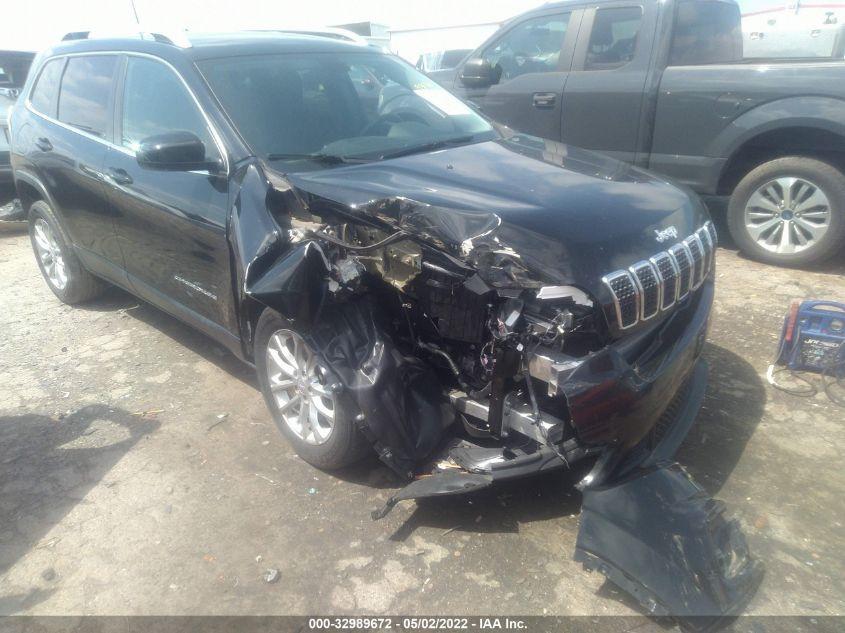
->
[654,226,679,243]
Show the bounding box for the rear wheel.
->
[728,157,845,266]
[28,200,107,304]
[254,309,370,470]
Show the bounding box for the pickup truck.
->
[431,0,845,266]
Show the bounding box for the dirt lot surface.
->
[1,215,844,621]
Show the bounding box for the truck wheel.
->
[28,200,107,304]
[728,157,845,266]
[254,309,371,470]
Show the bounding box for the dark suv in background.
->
[10,31,760,620]
[0,50,35,213]
[431,0,845,266]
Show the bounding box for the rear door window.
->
[120,56,217,159]
[29,58,65,117]
[669,0,743,65]
[58,55,117,138]
[584,7,643,70]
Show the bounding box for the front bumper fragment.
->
[575,462,764,625]
[533,279,714,451]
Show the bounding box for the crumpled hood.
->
[282,136,710,299]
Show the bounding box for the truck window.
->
[584,7,643,70]
[481,13,571,83]
[669,0,743,66]
[58,55,117,138]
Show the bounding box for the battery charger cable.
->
[822,340,845,407]
[767,338,845,406]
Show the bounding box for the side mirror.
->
[460,58,498,88]
[137,131,215,171]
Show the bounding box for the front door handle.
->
[532,92,557,109]
[79,164,105,180]
[35,137,53,152]
[107,167,133,186]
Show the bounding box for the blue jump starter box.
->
[777,300,845,373]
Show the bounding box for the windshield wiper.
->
[265,152,368,164]
[378,135,476,160]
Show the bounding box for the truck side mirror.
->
[460,59,498,88]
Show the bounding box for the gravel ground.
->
[1,215,844,621]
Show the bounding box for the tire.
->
[254,308,371,470]
[28,200,107,304]
[728,156,845,266]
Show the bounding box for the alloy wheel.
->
[32,218,68,290]
[743,176,831,254]
[265,329,338,445]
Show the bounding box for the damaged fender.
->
[307,298,451,479]
[230,167,452,479]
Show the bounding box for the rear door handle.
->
[35,137,52,152]
[532,92,557,109]
[107,167,133,185]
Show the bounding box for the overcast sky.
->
[0,0,794,52]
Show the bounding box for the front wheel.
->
[254,309,371,470]
[727,157,845,266]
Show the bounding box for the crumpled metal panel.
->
[229,165,450,479]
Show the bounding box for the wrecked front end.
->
[229,142,761,622]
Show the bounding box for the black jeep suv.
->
[10,32,760,619]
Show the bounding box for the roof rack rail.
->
[60,29,192,48]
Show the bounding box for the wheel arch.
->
[714,96,845,196]
[14,169,54,215]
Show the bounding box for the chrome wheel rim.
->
[265,329,337,445]
[744,176,831,254]
[33,218,68,290]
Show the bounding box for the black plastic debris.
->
[308,298,450,479]
[371,471,494,520]
[575,462,764,628]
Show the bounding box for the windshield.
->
[198,52,496,168]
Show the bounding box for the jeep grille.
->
[602,222,717,330]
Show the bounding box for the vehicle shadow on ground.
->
[75,286,256,388]
[0,405,158,614]
[0,221,28,235]
[678,342,767,494]
[388,468,587,542]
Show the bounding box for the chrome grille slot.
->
[603,271,639,329]
[697,226,714,275]
[601,224,714,330]
[706,221,718,247]
[630,261,660,320]
[650,252,678,310]
[669,243,693,299]
[685,235,705,289]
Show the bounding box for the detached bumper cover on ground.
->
[577,463,765,625]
